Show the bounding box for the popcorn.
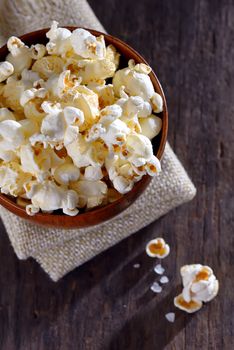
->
[85,104,123,143]
[24,100,46,122]
[21,69,40,83]
[101,119,129,148]
[63,106,84,126]
[70,180,107,209]
[40,102,65,143]
[25,180,79,216]
[151,92,163,113]
[146,238,170,258]
[6,36,32,73]
[119,95,152,118]
[145,156,161,176]
[174,294,203,314]
[54,163,80,185]
[30,44,47,60]
[0,61,14,83]
[174,264,219,313]
[106,45,120,68]
[32,56,64,79]
[105,156,139,194]
[113,60,155,101]
[91,83,115,108]
[139,115,162,140]
[70,28,106,59]
[46,21,72,56]
[84,165,103,181]
[66,134,93,168]
[125,134,153,167]
[45,70,80,98]
[20,87,46,106]
[72,85,99,125]
[68,58,116,85]
[3,77,32,113]
[0,22,163,216]
[0,120,24,160]
[19,119,39,138]
[113,175,134,194]
[0,162,31,196]
[0,108,15,122]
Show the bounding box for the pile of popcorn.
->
[0,21,163,216]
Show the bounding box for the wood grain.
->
[0,0,233,349]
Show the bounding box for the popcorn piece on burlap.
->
[0,0,196,281]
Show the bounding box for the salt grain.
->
[165,312,175,323]
[133,263,141,269]
[150,282,162,293]
[160,276,169,284]
[154,263,165,275]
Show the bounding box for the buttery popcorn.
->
[0,61,14,83]
[146,238,170,258]
[0,22,164,216]
[174,264,219,313]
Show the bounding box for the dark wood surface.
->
[0,0,233,349]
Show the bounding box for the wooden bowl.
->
[0,27,168,228]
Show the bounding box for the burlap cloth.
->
[0,0,196,281]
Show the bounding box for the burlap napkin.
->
[0,0,196,281]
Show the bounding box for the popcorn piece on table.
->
[174,294,203,314]
[174,264,219,313]
[146,238,170,258]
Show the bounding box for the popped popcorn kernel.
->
[0,61,14,83]
[174,264,219,314]
[0,22,164,216]
[174,294,202,314]
[146,238,170,258]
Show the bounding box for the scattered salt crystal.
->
[133,263,141,269]
[165,312,175,323]
[160,276,169,284]
[154,263,165,275]
[150,282,162,293]
[123,304,127,308]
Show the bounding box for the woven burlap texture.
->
[0,0,196,281]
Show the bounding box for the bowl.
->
[0,27,168,228]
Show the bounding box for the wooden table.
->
[0,0,233,349]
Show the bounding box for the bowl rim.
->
[0,26,168,228]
